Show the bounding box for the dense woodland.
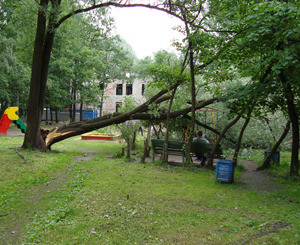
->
[0,0,299,175]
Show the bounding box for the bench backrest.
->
[151,139,223,158]
[151,139,186,154]
[191,142,223,157]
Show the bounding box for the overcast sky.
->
[110,7,184,59]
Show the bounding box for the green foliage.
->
[212,0,299,114]
[0,0,136,114]
[117,96,138,114]
[148,64,188,90]
[46,9,135,112]
[116,96,140,157]
[112,150,123,159]
[133,50,188,91]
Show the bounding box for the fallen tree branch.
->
[9,148,27,164]
[183,114,237,145]
[46,97,218,149]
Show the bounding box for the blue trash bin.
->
[216,159,235,183]
[264,150,280,164]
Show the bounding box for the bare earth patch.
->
[151,154,285,192]
[238,159,285,192]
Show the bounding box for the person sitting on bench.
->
[193,130,209,165]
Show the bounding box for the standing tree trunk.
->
[232,117,251,164]
[288,103,299,176]
[184,19,196,168]
[141,125,152,163]
[132,131,136,150]
[99,88,105,117]
[55,109,59,123]
[279,71,299,176]
[126,139,131,159]
[71,87,76,122]
[258,120,291,170]
[69,106,72,121]
[45,107,48,122]
[50,108,53,122]
[69,80,73,121]
[207,115,241,168]
[162,86,178,162]
[22,0,58,150]
[80,102,83,121]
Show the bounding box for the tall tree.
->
[22,0,183,150]
[210,0,299,175]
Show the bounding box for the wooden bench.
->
[151,139,223,164]
[151,139,187,163]
[191,142,223,160]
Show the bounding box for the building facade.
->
[101,79,146,115]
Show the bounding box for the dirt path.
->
[237,159,284,192]
[151,154,285,192]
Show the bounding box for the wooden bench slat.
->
[151,139,223,163]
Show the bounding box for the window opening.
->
[126,84,132,95]
[116,84,123,95]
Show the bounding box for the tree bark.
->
[50,108,53,122]
[132,131,136,150]
[80,102,83,121]
[162,86,178,162]
[99,89,104,116]
[232,117,251,163]
[45,108,48,122]
[126,139,130,159]
[279,71,299,176]
[288,101,299,176]
[22,0,52,150]
[258,120,291,171]
[141,125,151,163]
[184,19,196,168]
[207,115,241,168]
[46,97,217,149]
[55,109,59,123]
[72,87,76,122]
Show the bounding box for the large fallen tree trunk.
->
[45,97,218,149]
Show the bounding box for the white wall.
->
[102,79,146,115]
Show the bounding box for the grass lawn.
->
[0,136,299,244]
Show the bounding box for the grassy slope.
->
[0,136,299,244]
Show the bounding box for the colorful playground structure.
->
[0,107,27,135]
